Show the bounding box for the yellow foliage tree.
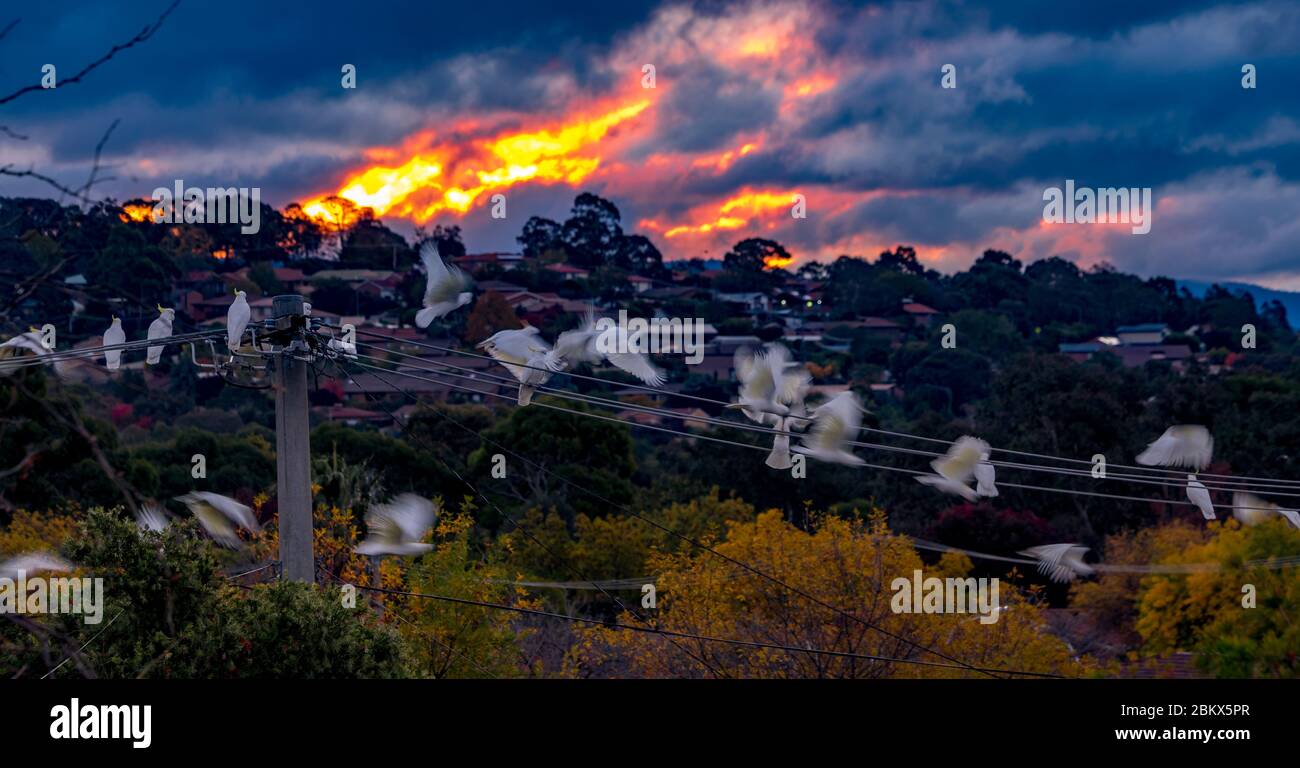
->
[1070,519,1208,652]
[0,508,77,556]
[564,509,1082,678]
[1133,518,1300,677]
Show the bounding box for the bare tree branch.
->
[17,380,140,517]
[0,167,96,204]
[0,1,180,106]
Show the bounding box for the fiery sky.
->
[5,0,1300,285]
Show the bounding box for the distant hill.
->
[1178,280,1300,329]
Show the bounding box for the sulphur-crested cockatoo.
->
[175,491,259,549]
[1137,425,1213,470]
[0,329,52,375]
[356,494,438,556]
[1019,543,1095,583]
[103,316,125,370]
[1232,491,1299,528]
[974,458,998,498]
[478,326,553,406]
[543,312,664,386]
[765,364,811,470]
[0,551,72,580]
[792,391,866,466]
[1186,474,1215,520]
[136,502,172,532]
[146,305,175,365]
[227,289,250,351]
[916,436,989,502]
[415,241,473,328]
[729,344,804,423]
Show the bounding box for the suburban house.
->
[1116,323,1169,345]
[901,301,942,328]
[544,263,590,280]
[452,252,527,274]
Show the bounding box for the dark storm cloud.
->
[4,0,1300,282]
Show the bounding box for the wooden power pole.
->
[271,295,314,582]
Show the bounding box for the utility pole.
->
[271,294,314,583]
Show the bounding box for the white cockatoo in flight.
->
[1019,543,1095,583]
[415,241,473,328]
[543,312,665,386]
[1232,491,1299,528]
[730,344,805,423]
[1185,474,1215,520]
[478,326,553,406]
[102,316,126,370]
[135,502,173,532]
[916,436,990,502]
[175,491,259,549]
[0,551,72,581]
[146,305,175,365]
[227,289,250,351]
[792,391,866,466]
[356,494,438,556]
[1137,425,1213,470]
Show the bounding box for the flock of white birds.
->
[0,242,1297,581]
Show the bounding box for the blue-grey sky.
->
[2,0,1299,285]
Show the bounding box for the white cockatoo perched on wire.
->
[1186,474,1215,520]
[0,551,72,581]
[227,289,250,351]
[102,316,125,370]
[356,494,438,556]
[792,391,866,466]
[478,326,554,406]
[974,459,998,497]
[764,358,811,470]
[1137,425,1213,470]
[0,329,52,375]
[1019,543,1095,583]
[146,305,175,365]
[327,336,357,359]
[175,491,259,549]
[415,241,473,328]
[916,436,990,502]
[543,312,665,386]
[1232,491,1299,528]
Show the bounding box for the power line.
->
[340,356,1287,515]
[0,328,227,370]
[349,340,1300,501]
[349,327,1300,490]
[331,354,1028,679]
[327,357,727,677]
[346,581,1067,678]
[319,571,499,679]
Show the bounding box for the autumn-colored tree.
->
[463,290,521,344]
[1069,520,1208,653]
[0,508,77,556]
[253,493,527,679]
[565,509,1081,678]
[1131,518,1300,677]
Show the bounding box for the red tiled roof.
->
[545,263,590,275]
[274,267,306,282]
